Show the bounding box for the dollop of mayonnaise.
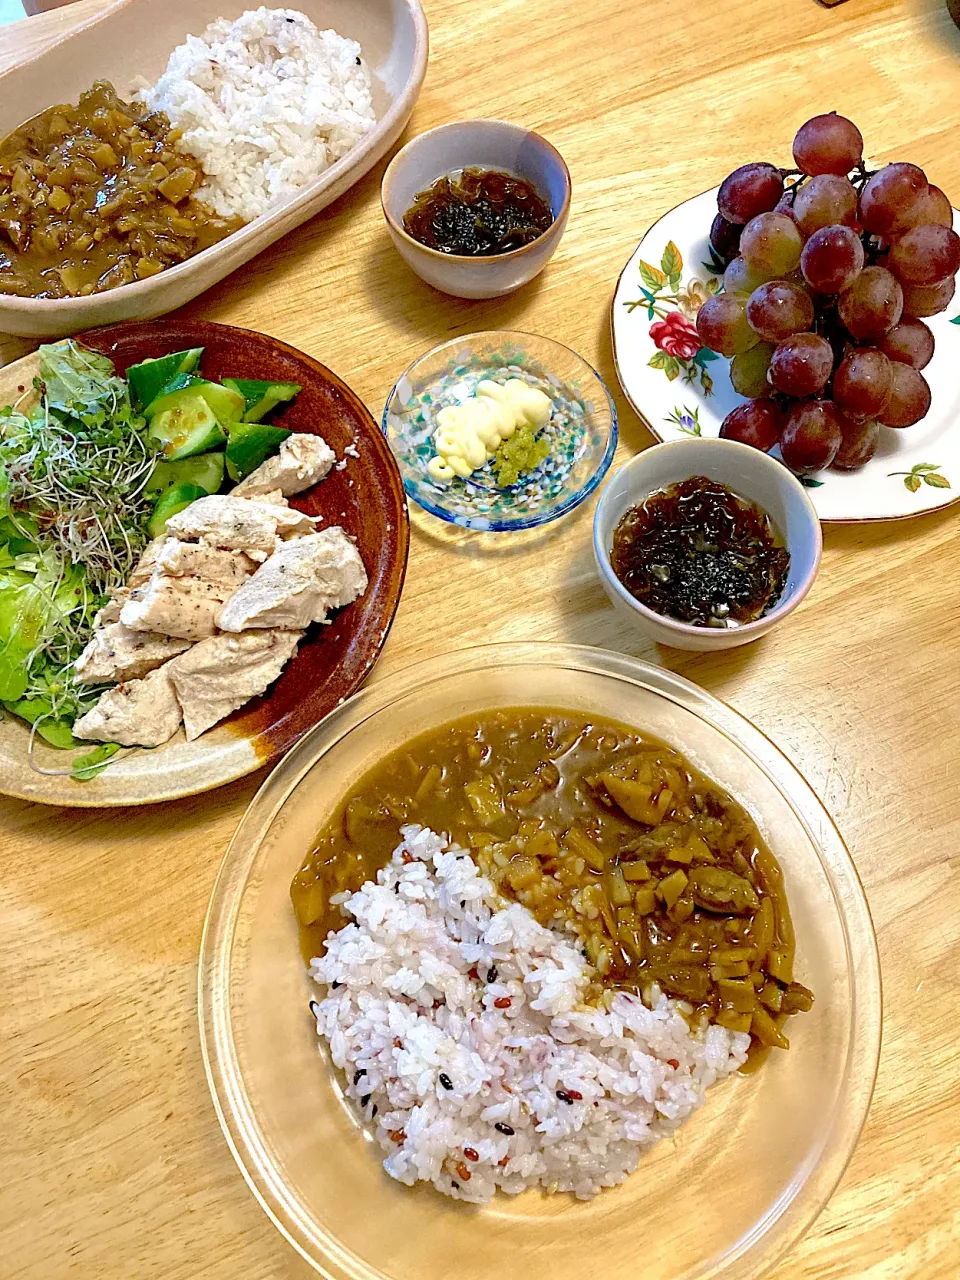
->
[426,379,553,482]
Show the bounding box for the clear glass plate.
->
[199,643,881,1280]
[381,331,618,530]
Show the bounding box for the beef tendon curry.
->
[291,708,813,1069]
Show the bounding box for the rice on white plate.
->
[309,824,751,1204]
[140,8,377,223]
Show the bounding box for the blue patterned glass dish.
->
[382,331,618,531]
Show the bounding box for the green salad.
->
[0,339,300,778]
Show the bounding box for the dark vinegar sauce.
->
[611,476,790,628]
[402,168,554,256]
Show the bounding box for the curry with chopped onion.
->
[291,709,813,1068]
[0,81,242,299]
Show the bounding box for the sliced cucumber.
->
[222,377,301,422]
[145,452,225,500]
[198,380,245,423]
[148,390,228,460]
[127,348,204,411]
[225,419,293,480]
[147,483,206,538]
[144,376,245,425]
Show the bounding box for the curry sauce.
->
[0,81,241,299]
[291,709,813,1066]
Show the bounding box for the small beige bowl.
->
[0,0,428,338]
[593,439,822,651]
[380,119,571,298]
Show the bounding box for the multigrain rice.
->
[309,825,750,1203]
[140,8,377,222]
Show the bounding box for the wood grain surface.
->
[1,1,959,1277]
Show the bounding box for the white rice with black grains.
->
[140,8,377,223]
[309,825,750,1203]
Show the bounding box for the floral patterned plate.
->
[611,187,960,522]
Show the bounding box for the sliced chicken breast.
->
[119,539,258,641]
[164,494,318,554]
[154,539,256,590]
[233,434,336,498]
[129,536,166,587]
[74,622,190,684]
[93,591,128,628]
[92,536,165,626]
[217,528,368,632]
[167,629,303,741]
[73,664,183,747]
[120,574,228,641]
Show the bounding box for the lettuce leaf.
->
[1,696,77,748]
[0,579,53,701]
[38,339,128,425]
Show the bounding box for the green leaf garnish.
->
[71,742,121,781]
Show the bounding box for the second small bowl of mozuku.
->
[593,438,822,651]
[382,331,618,531]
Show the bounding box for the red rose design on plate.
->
[649,310,701,361]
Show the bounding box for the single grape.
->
[859,163,928,237]
[915,184,953,229]
[901,275,955,317]
[887,223,960,286]
[746,281,814,342]
[879,318,935,369]
[800,224,865,293]
[717,163,785,225]
[740,212,803,275]
[769,332,834,397]
[719,397,784,450]
[729,342,776,397]
[838,265,903,340]
[723,256,774,294]
[710,213,743,264]
[793,113,864,176]
[780,400,843,473]
[833,348,893,419]
[695,293,759,356]
[880,364,931,427]
[831,417,880,470]
[793,174,858,236]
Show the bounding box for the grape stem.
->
[781,177,804,207]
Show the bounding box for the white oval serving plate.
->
[611,187,960,523]
[0,0,428,338]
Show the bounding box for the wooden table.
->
[2,1,959,1276]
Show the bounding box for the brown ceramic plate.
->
[0,320,409,807]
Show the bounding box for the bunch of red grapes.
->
[699,113,959,473]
